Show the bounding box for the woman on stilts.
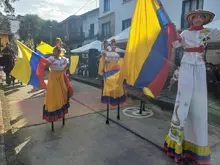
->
[101,39,127,123]
[164,10,220,165]
[43,45,73,131]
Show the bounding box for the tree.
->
[19,15,65,47]
[18,14,44,45]
[0,13,10,33]
[0,0,19,13]
[37,20,64,46]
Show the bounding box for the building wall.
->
[99,12,115,38]
[114,0,136,35]
[83,9,99,39]
[99,0,135,36]
[7,15,21,40]
[161,0,220,30]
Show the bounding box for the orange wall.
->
[0,34,9,48]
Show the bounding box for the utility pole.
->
[50,26,52,45]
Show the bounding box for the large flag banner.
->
[11,41,48,88]
[120,0,177,98]
[36,41,65,57]
[69,56,79,74]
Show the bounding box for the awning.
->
[108,27,130,43]
[71,40,125,53]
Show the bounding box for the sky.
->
[6,0,99,22]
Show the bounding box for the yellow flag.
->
[70,56,79,74]
[11,41,33,84]
[36,41,65,56]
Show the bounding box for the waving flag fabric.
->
[11,41,48,88]
[119,0,177,98]
[69,55,79,74]
[36,41,64,57]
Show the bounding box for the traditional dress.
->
[43,56,73,122]
[101,40,127,106]
[164,10,220,165]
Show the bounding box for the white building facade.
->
[161,0,220,29]
[7,15,22,40]
[82,8,99,45]
[98,0,136,40]
[98,0,220,38]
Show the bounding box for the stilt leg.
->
[63,116,65,126]
[139,101,143,114]
[117,104,120,120]
[143,102,146,111]
[106,102,109,124]
[51,122,54,131]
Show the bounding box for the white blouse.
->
[173,28,220,65]
[104,51,120,63]
[47,56,69,70]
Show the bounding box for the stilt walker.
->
[43,44,73,131]
[101,39,127,124]
[99,40,109,98]
[164,10,220,165]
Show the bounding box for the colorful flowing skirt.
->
[43,70,73,122]
[164,63,211,165]
[101,63,127,106]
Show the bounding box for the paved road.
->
[3,80,177,165]
[3,80,220,165]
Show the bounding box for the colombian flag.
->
[11,41,49,88]
[36,41,65,57]
[120,0,177,98]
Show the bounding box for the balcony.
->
[64,31,85,42]
[97,33,113,41]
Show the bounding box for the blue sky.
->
[11,0,98,22]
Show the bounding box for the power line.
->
[73,0,96,15]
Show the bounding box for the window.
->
[123,0,131,3]
[122,18,132,31]
[181,0,204,29]
[102,21,111,38]
[104,0,110,12]
[89,23,94,37]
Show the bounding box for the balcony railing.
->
[65,32,85,42]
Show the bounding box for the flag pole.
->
[156,0,173,24]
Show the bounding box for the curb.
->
[72,76,220,127]
[72,76,174,111]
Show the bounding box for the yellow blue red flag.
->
[120,0,177,98]
[36,41,64,57]
[11,41,48,88]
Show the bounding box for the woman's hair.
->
[53,46,61,53]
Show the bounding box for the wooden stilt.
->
[63,116,65,126]
[117,103,120,120]
[143,102,146,111]
[106,99,110,124]
[51,122,54,131]
[139,101,143,114]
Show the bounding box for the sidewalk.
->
[72,75,220,127]
[0,84,6,165]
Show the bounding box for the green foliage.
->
[0,0,19,13]
[0,13,11,33]
[19,15,64,46]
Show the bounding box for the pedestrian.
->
[43,46,73,131]
[164,10,220,165]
